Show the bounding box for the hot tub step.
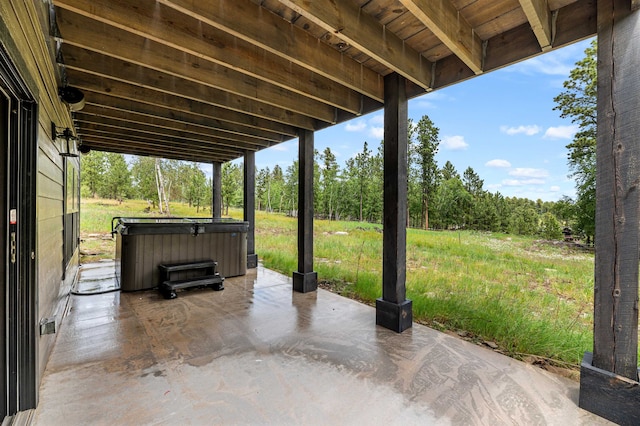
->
[159,260,218,274]
[160,274,225,299]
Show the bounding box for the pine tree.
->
[80,151,106,197]
[412,115,440,229]
[553,39,597,242]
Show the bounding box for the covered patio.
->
[30,261,610,425]
[1,0,639,423]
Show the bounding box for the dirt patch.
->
[80,232,115,263]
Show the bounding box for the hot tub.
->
[112,217,248,291]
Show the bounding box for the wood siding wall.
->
[0,0,80,387]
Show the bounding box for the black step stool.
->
[158,260,224,299]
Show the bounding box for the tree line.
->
[81,128,576,241]
[82,154,212,213]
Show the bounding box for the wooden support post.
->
[293,129,317,293]
[579,1,640,423]
[376,72,412,333]
[244,151,258,269]
[212,162,221,219]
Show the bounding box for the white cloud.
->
[485,159,512,168]
[369,127,384,139]
[506,40,592,76]
[500,125,541,136]
[502,178,546,186]
[345,120,366,132]
[369,114,384,125]
[412,91,451,109]
[544,125,579,139]
[414,99,437,109]
[550,185,561,192]
[271,143,289,152]
[441,135,469,151]
[509,168,549,178]
[510,56,573,76]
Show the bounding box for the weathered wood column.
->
[212,162,221,219]
[376,72,412,333]
[293,129,317,292]
[244,151,258,268]
[579,1,640,423]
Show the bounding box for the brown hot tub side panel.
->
[114,219,248,291]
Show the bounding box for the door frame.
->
[0,44,38,417]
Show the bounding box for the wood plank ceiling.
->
[50,0,596,163]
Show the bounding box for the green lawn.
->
[81,198,598,373]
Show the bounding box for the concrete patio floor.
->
[32,262,611,425]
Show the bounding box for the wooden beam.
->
[212,162,222,219]
[74,116,267,151]
[243,151,258,269]
[579,5,640,423]
[75,107,273,148]
[78,125,244,156]
[81,94,297,139]
[518,0,553,51]
[399,0,484,74]
[551,0,597,48]
[155,0,384,102]
[592,0,640,380]
[293,129,318,293]
[60,44,337,124]
[377,72,412,333]
[277,0,433,90]
[79,136,238,163]
[65,69,318,131]
[55,7,366,115]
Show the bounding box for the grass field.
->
[80,198,600,375]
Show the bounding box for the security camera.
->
[59,86,85,112]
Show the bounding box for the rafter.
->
[76,108,272,148]
[65,69,318,131]
[277,0,432,89]
[60,44,336,124]
[399,0,483,74]
[78,124,245,155]
[157,0,384,101]
[82,95,297,140]
[74,116,268,151]
[55,0,384,103]
[518,0,553,51]
[79,136,237,163]
[55,7,367,115]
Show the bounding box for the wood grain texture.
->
[279,0,433,89]
[55,6,364,115]
[593,0,640,380]
[156,0,384,102]
[400,0,483,73]
[518,0,552,50]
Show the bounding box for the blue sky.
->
[241,38,594,202]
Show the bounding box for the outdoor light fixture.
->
[58,86,85,112]
[52,122,79,157]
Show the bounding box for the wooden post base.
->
[293,271,317,293]
[376,298,412,333]
[579,352,640,425]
